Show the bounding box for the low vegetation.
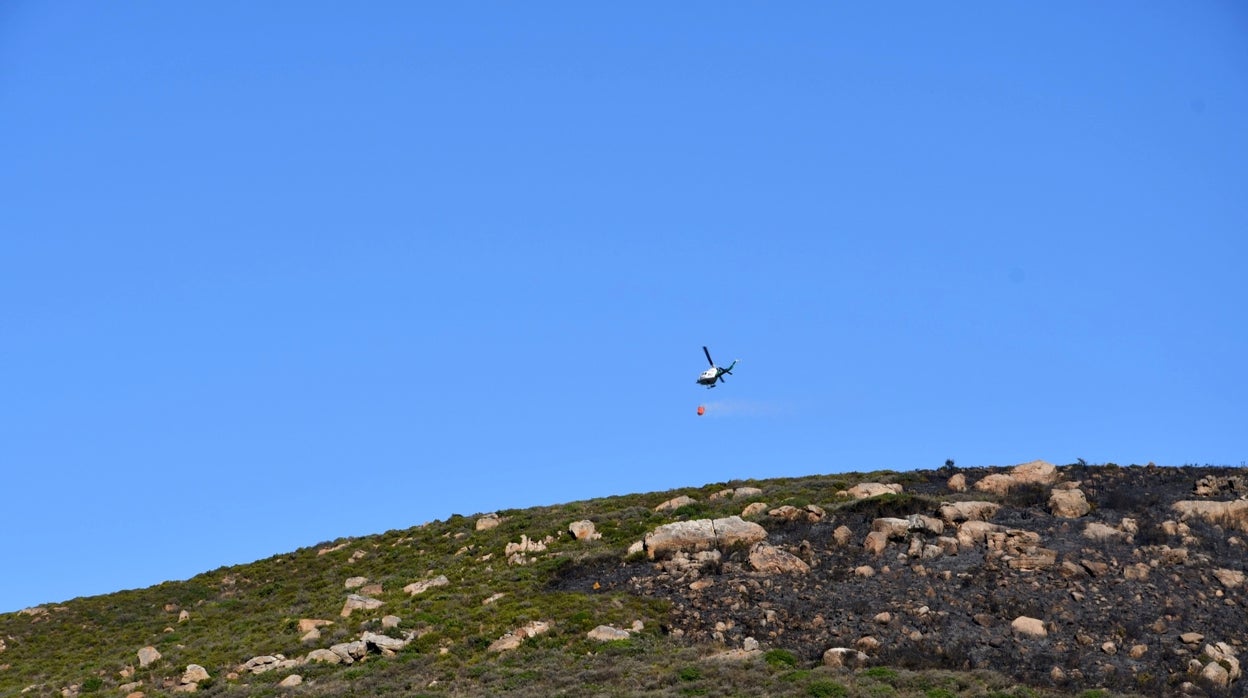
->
[1,463,1243,697]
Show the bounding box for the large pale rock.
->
[1049,489,1091,518]
[569,520,601,541]
[505,535,548,554]
[832,525,853,546]
[489,621,551,652]
[1173,499,1248,532]
[907,514,945,536]
[643,516,767,559]
[1012,460,1058,485]
[362,631,408,652]
[404,575,450,596]
[344,576,368,589]
[341,594,383,617]
[748,543,810,574]
[974,474,1015,495]
[863,531,889,555]
[947,473,968,492]
[823,647,869,669]
[298,619,333,634]
[476,513,501,531]
[710,487,763,500]
[278,675,303,688]
[846,483,903,498]
[180,665,210,687]
[1205,642,1242,681]
[330,641,367,664]
[741,502,769,517]
[957,520,1006,547]
[239,655,285,675]
[587,625,631,642]
[872,518,910,540]
[305,649,342,665]
[1202,661,1231,690]
[1083,522,1127,541]
[1011,616,1047,637]
[655,495,697,512]
[940,501,1001,523]
[138,646,161,668]
[1214,568,1246,588]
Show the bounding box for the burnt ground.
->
[553,465,1248,697]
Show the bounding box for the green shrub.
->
[764,648,798,669]
[863,666,899,681]
[809,680,849,698]
[80,677,103,693]
[677,666,702,681]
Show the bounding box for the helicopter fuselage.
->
[697,368,721,387]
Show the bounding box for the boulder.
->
[768,505,804,521]
[505,535,548,553]
[769,504,825,523]
[907,514,945,535]
[298,619,333,634]
[137,647,161,668]
[643,516,767,559]
[1173,499,1248,533]
[863,531,889,555]
[404,575,450,596]
[1083,522,1127,541]
[1011,616,1047,637]
[239,656,285,675]
[823,647,869,669]
[305,649,342,665]
[489,621,551,652]
[655,495,697,512]
[341,594,383,617]
[568,520,601,541]
[476,513,501,531]
[362,631,408,653]
[344,576,368,589]
[1011,460,1058,485]
[947,473,968,492]
[1205,642,1242,681]
[330,641,367,664]
[871,518,911,540]
[974,474,1016,495]
[1214,568,1246,588]
[748,543,810,574]
[178,665,209,691]
[955,521,1006,548]
[1202,661,1231,690]
[846,483,903,498]
[710,487,763,500]
[587,625,631,642]
[832,525,853,546]
[741,502,769,518]
[278,675,303,688]
[1049,489,1091,518]
[940,501,1000,523]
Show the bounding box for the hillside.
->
[1,462,1245,697]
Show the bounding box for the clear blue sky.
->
[2,2,1245,613]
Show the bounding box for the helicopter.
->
[696,346,737,388]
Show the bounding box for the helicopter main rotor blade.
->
[703,346,715,367]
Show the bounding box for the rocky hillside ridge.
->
[561,461,1248,695]
[1,462,1245,697]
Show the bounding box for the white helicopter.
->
[696,346,738,388]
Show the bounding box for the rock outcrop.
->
[643,516,767,559]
